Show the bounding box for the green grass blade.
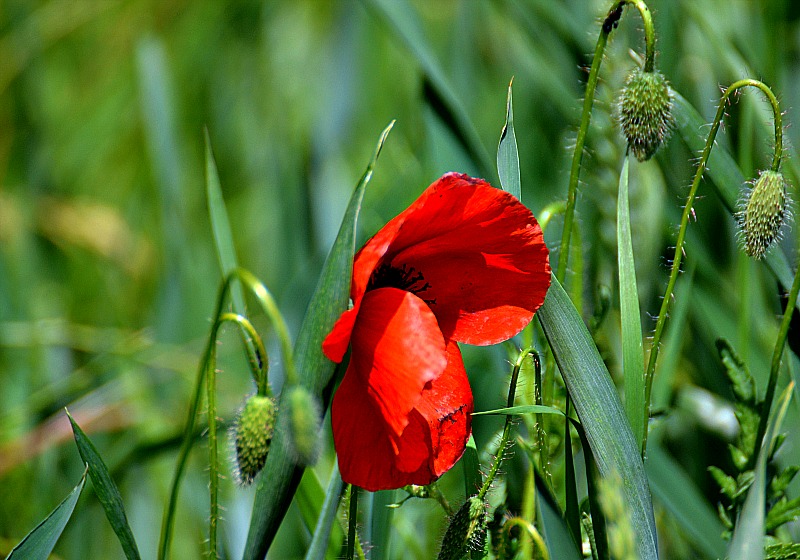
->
[646,442,726,559]
[7,468,87,560]
[462,434,482,498]
[364,0,495,180]
[368,489,396,560]
[205,132,246,314]
[672,92,797,303]
[472,404,564,417]
[537,275,657,560]
[304,463,345,560]
[243,122,395,560]
[66,410,142,560]
[616,156,646,452]
[535,470,582,560]
[728,383,794,560]
[497,80,521,199]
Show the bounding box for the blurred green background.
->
[2,0,800,558]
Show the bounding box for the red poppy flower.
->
[323,172,551,491]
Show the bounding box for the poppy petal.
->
[332,338,472,491]
[385,174,551,344]
[322,307,359,363]
[346,287,447,436]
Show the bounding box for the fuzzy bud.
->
[618,68,675,161]
[739,170,790,259]
[232,394,276,485]
[437,496,488,560]
[286,386,321,465]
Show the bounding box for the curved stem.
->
[752,257,800,468]
[556,0,656,283]
[643,79,784,454]
[478,349,536,501]
[502,517,550,560]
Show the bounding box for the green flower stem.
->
[501,517,550,560]
[478,348,535,501]
[157,268,289,560]
[345,485,366,560]
[205,312,264,557]
[752,256,800,468]
[643,79,783,454]
[232,268,298,386]
[556,0,656,283]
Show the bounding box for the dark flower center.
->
[368,262,436,305]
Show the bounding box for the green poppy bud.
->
[286,386,321,465]
[618,68,675,161]
[739,170,790,259]
[437,496,488,560]
[232,394,276,485]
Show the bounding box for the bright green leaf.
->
[66,410,141,560]
[537,275,657,560]
[617,155,646,451]
[7,468,87,560]
[472,404,565,417]
[497,79,521,199]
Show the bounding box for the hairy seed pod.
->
[617,67,675,161]
[286,386,321,465]
[739,170,790,259]
[232,394,276,485]
[437,496,488,560]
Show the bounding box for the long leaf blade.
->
[66,410,142,560]
[243,122,395,559]
[7,468,87,560]
[617,156,646,451]
[205,132,246,313]
[537,275,658,560]
[497,80,521,199]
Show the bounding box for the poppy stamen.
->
[369,263,436,304]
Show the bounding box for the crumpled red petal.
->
[340,287,446,437]
[355,173,550,345]
[332,338,473,491]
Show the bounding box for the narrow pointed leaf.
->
[617,156,646,450]
[497,80,521,199]
[472,404,564,417]
[205,132,246,314]
[7,468,87,560]
[243,122,395,559]
[537,275,657,560]
[302,465,344,560]
[66,410,141,560]
[462,434,482,498]
[728,383,794,560]
[535,471,582,560]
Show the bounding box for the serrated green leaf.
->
[709,465,738,500]
[766,542,800,559]
[673,92,798,309]
[243,122,394,560]
[770,465,799,497]
[617,155,646,452]
[66,410,141,560]
[728,383,794,560]
[7,468,87,560]
[716,339,756,404]
[472,404,565,417]
[497,80,521,199]
[537,275,657,560]
[766,495,800,532]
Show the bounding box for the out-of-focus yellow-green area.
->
[2,1,800,558]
